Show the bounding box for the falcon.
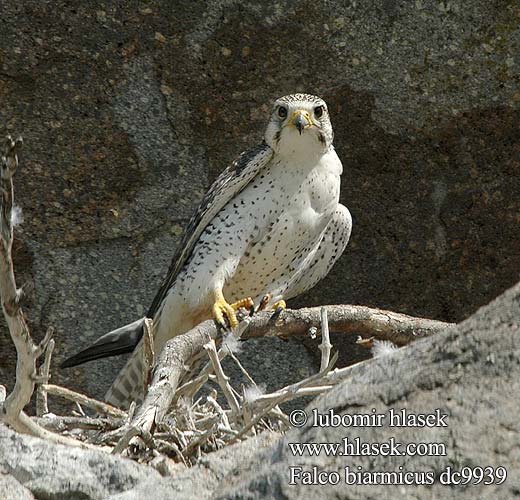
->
[62,93,352,408]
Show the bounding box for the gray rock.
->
[107,432,280,500]
[0,0,518,413]
[213,280,520,499]
[0,469,35,500]
[0,424,161,500]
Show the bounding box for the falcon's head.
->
[264,93,333,156]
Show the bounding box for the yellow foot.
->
[271,299,286,311]
[230,297,254,312]
[212,289,253,329]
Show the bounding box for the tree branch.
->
[36,335,54,416]
[42,384,126,419]
[242,304,452,345]
[112,320,219,454]
[0,136,91,448]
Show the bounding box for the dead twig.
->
[142,318,155,390]
[34,415,123,432]
[42,384,126,419]
[319,307,331,372]
[229,354,337,444]
[175,318,251,400]
[36,334,54,416]
[203,339,240,416]
[113,319,220,454]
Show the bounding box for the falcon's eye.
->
[277,106,288,119]
[314,105,324,118]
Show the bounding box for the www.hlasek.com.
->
[287,408,507,486]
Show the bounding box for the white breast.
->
[224,147,342,302]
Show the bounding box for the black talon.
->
[214,318,229,333]
[256,294,270,313]
[269,306,284,323]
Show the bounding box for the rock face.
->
[107,432,281,500]
[0,470,34,500]
[0,2,519,401]
[0,423,161,499]
[1,279,518,499]
[0,421,280,500]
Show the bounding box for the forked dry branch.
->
[0,136,94,448]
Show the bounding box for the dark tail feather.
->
[60,318,145,368]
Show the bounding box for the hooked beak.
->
[290,110,312,135]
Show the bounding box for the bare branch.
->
[229,354,338,444]
[203,339,241,415]
[112,320,219,454]
[36,336,55,416]
[34,415,123,432]
[0,136,34,424]
[243,304,453,345]
[42,384,126,418]
[175,318,251,400]
[206,394,233,432]
[142,318,154,389]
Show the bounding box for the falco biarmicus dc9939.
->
[61,93,352,408]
